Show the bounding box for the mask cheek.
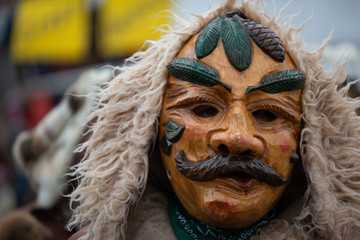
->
[267,133,297,178]
[178,123,215,161]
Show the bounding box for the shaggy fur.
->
[68,0,360,239]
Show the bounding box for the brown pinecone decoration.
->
[234,16,285,62]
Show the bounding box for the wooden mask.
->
[158,14,304,229]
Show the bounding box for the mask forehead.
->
[175,32,301,102]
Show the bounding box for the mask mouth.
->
[175,150,288,187]
[218,173,254,190]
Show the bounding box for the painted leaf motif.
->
[160,135,172,156]
[220,17,252,71]
[245,69,305,94]
[163,119,185,143]
[167,58,231,92]
[195,17,221,58]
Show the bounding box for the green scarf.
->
[169,198,276,240]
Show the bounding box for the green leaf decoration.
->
[163,119,185,143]
[167,58,231,92]
[160,120,185,156]
[195,17,221,59]
[220,17,252,71]
[245,69,306,94]
[160,135,172,156]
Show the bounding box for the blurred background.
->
[0,0,359,233]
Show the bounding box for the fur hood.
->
[68,0,360,239]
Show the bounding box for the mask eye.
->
[252,109,277,122]
[192,105,218,118]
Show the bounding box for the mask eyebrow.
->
[245,69,305,95]
[167,58,232,93]
[166,96,219,110]
[248,102,300,124]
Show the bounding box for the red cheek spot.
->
[187,125,207,138]
[280,141,291,153]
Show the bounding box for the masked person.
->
[67,0,360,239]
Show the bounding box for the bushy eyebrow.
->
[245,69,305,95]
[167,58,231,93]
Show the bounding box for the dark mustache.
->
[175,150,287,187]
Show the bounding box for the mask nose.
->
[210,131,264,157]
[208,102,264,157]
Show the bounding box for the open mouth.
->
[218,173,254,189]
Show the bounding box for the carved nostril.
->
[241,150,253,156]
[218,144,230,156]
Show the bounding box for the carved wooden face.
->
[159,20,303,229]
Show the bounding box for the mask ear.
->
[275,152,307,218]
[148,139,173,193]
[274,119,307,215]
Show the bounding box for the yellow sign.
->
[10,0,90,64]
[97,0,171,58]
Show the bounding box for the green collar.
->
[169,198,276,240]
